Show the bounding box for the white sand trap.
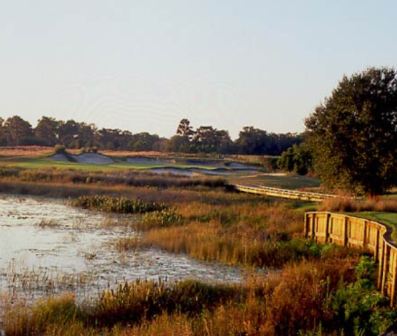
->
[50,153,71,161]
[150,168,193,176]
[126,157,164,164]
[227,162,256,170]
[74,153,114,164]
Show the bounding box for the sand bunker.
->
[150,168,193,176]
[50,152,114,164]
[50,153,71,161]
[74,153,114,164]
[126,157,164,165]
[226,162,257,170]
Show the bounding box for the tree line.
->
[0,116,301,155]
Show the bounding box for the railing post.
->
[342,216,348,246]
[325,213,330,243]
[390,249,397,306]
[378,239,385,289]
[374,227,379,261]
[381,244,390,295]
[312,213,316,240]
[304,213,308,238]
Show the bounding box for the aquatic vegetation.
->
[71,195,167,214]
[138,208,183,230]
[4,256,395,336]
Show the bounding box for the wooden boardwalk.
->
[234,184,337,202]
[305,211,397,306]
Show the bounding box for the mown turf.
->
[351,211,397,241]
[0,158,218,172]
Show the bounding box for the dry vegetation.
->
[3,255,395,336]
[1,165,396,335]
[0,167,228,189]
[321,196,397,212]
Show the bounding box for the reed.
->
[71,195,167,214]
[5,256,394,336]
[138,208,183,230]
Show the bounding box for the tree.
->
[58,120,80,148]
[278,143,312,175]
[235,127,269,154]
[234,127,301,155]
[176,118,194,140]
[4,116,33,145]
[34,116,60,146]
[167,135,191,153]
[192,126,233,153]
[0,118,6,145]
[129,132,160,151]
[305,67,397,195]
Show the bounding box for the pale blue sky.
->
[0,0,396,138]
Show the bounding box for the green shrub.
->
[330,256,397,335]
[53,144,66,154]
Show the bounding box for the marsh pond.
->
[0,195,240,307]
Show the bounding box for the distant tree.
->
[34,116,60,146]
[305,67,397,195]
[192,126,233,153]
[235,127,270,154]
[167,135,191,153]
[176,118,194,140]
[0,118,6,145]
[4,116,33,146]
[129,132,160,151]
[278,143,312,175]
[235,127,301,155]
[58,120,80,148]
[78,123,96,148]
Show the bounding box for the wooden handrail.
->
[305,211,397,305]
[234,184,337,202]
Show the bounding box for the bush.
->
[53,144,66,154]
[330,256,397,335]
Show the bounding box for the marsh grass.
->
[138,208,183,230]
[5,264,93,295]
[113,236,140,252]
[134,201,309,268]
[71,195,167,214]
[5,255,394,336]
[36,219,60,228]
[0,166,228,190]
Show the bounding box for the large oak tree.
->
[305,67,397,195]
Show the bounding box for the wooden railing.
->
[305,212,397,305]
[235,184,337,202]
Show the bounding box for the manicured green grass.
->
[0,157,219,172]
[352,211,397,241]
[353,212,397,228]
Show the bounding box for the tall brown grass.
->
[136,201,321,268]
[321,196,397,212]
[4,255,371,336]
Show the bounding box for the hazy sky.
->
[0,0,396,138]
